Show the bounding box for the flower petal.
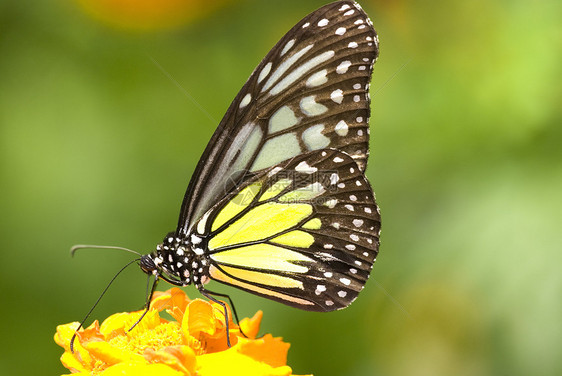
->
[59,351,90,373]
[54,322,97,368]
[197,347,294,376]
[240,310,263,339]
[99,312,130,338]
[99,362,185,376]
[144,345,197,375]
[83,340,146,366]
[237,334,290,368]
[183,299,218,338]
[152,287,191,313]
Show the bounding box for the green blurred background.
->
[1,0,560,375]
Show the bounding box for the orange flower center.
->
[109,321,184,355]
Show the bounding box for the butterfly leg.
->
[200,288,243,326]
[200,288,249,339]
[198,287,234,347]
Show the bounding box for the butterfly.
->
[75,1,381,348]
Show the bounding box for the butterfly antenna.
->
[70,244,142,257]
[70,258,140,353]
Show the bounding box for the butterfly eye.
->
[140,255,157,274]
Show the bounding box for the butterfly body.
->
[141,1,380,313]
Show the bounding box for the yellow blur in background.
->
[0,0,560,375]
[77,0,234,31]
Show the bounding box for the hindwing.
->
[194,149,381,311]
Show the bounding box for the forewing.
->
[177,1,379,234]
[194,149,381,311]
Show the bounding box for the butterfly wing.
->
[194,149,380,311]
[177,1,379,235]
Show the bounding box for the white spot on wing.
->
[295,161,317,174]
[330,89,343,104]
[281,39,295,56]
[269,105,299,133]
[263,44,314,92]
[191,234,202,245]
[197,211,210,234]
[336,60,352,74]
[348,42,358,49]
[268,166,283,177]
[302,123,330,150]
[258,62,272,83]
[306,69,328,87]
[318,18,329,27]
[239,93,251,108]
[270,50,334,95]
[300,95,328,117]
[335,120,349,136]
[353,219,364,227]
[324,199,337,209]
[251,132,301,171]
[335,27,346,35]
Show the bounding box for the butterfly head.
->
[139,253,158,275]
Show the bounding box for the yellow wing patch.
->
[259,178,292,202]
[208,202,313,250]
[270,230,315,248]
[302,218,321,230]
[209,265,314,306]
[211,182,262,231]
[218,265,303,289]
[210,243,310,273]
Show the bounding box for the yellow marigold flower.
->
[55,288,311,376]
